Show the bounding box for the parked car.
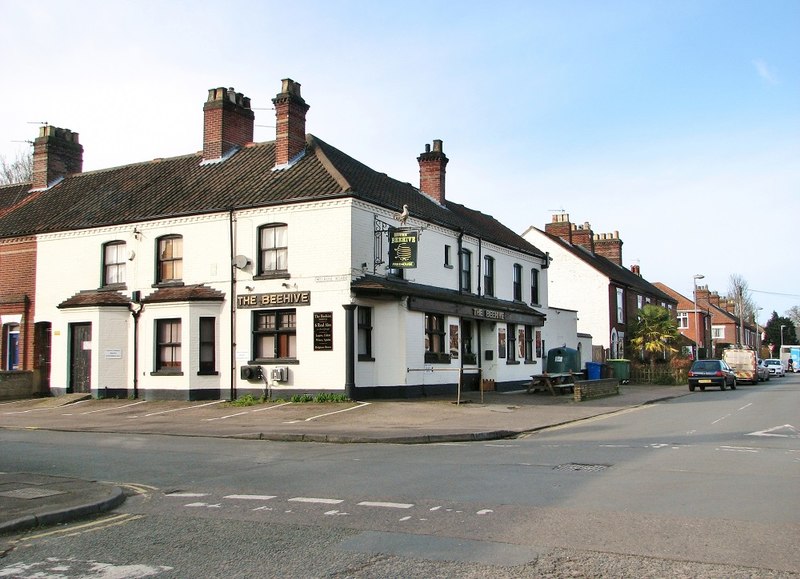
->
[687,359,737,391]
[756,359,770,382]
[764,358,785,377]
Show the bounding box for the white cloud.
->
[752,59,778,84]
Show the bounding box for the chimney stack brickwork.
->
[594,230,623,265]
[417,139,448,204]
[203,87,254,161]
[272,79,309,167]
[32,126,83,190]
[545,213,572,241]
[570,221,595,253]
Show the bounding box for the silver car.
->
[764,358,785,377]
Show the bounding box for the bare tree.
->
[787,305,800,329]
[0,150,33,185]
[727,274,755,345]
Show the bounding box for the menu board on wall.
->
[313,312,333,351]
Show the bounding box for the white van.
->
[721,347,759,384]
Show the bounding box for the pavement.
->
[0,383,688,536]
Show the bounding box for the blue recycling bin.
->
[585,362,602,380]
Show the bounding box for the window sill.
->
[424,352,452,364]
[251,358,299,365]
[152,281,184,288]
[151,370,184,376]
[99,283,127,292]
[358,355,375,362]
[253,272,290,281]
[506,360,520,365]
[197,370,219,376]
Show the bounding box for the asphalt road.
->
[1,377,798,578]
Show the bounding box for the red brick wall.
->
[0,238,36,370]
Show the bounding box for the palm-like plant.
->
[630,304,680,370]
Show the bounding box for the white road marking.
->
[143,400,225,417]
[357,501,414,509]
[430,506,442,511]
[711,413,731,425]
[399,516,412,521]
[166,492,210,497]
[747,424,799,438]
[301,401,372,422]
[738,403,753,411]
[184,502,221,508]
[476,509,493,515]
[718,446,759,453]
[224,494,277,500]
[250,401,293,413]
[206,411,249,421]
[288,497,343,504]
[324,509,350,516]
[80,400,147,414]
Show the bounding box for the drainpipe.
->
[128,300,144,399]
[229,208,237,401]
[343,304,356,399]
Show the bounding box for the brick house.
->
[522,214,677,361]
[652,282,710,358]
[0,79,563,400]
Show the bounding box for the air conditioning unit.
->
[270,367,288,382]
[240,365,263,381]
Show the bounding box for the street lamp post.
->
[755,307,763,357]
[693,274,704,359]
[781,324,786,352]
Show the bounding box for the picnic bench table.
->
[527,372,579,396]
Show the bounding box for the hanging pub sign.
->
[389,229,418,269]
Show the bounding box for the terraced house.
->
[0,79,566,401]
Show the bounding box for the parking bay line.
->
[207,401,293,421]
[142,400,225,417]
[283,401,371,424]
[79,400,147,415]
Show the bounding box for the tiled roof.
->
[0,136,545,259]
[536,227,676,305]
[352,274,546,320]
[143,284,226,303]
[58,289,132,309]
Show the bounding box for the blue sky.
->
[2,0,798,324]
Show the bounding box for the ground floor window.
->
[524,325,534,362]
[507,323,518,363]
[461,320,476,365]
[198,317,216,374]
[3,323,20,371]
[357,307,373,360]
[155,319,181,372]
[424,313,449,363]
[254,309,296,360]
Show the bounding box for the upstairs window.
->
[616,287,625,323]
[513,264,522,301]
[677,312,689,329]
[157,235,182,284]
[444,245,452,268]
[460,249,472,292]
[530,268,539,304]
[102,241,126,286]
[483,256,495,297]
[258,224,288,276]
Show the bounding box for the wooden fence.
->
[629,366,687,385]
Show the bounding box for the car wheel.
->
[731,378,737,390]
[720,382,726,391]
[700,385,705,391]
[689,384,695,391]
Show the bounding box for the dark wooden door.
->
[69,323,91,393]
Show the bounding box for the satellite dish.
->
[233,255,250,269]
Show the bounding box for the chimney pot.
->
[203,86,254,161]
[32,125,83,189]
[272,78,309,167]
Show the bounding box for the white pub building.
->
[0,79,568,401]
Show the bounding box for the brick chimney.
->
[571,222,595,253]
[545,213,573,241]
[418,140,448,204]
[272,79,309,167]
[594,231,623,265]
[32,126,83,190]
[203,87,254,161]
